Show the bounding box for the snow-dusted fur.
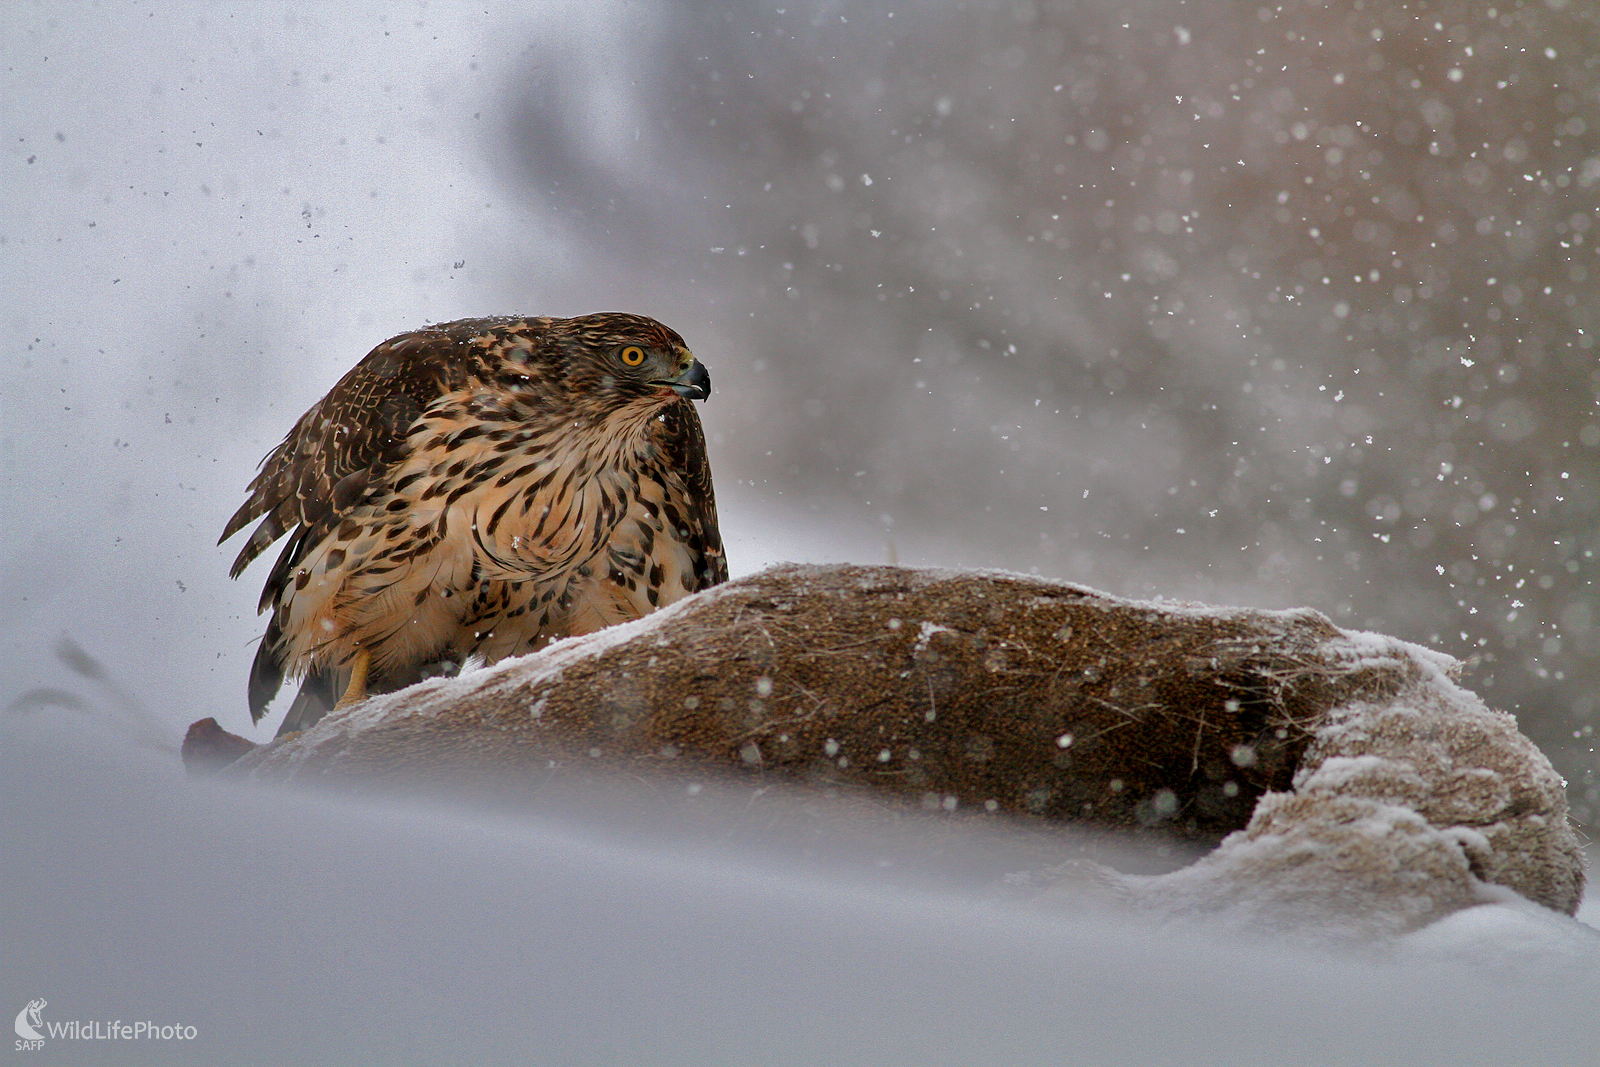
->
[230,563,1585,936]
[1050,629,1584,938]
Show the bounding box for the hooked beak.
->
[658,358,711,401]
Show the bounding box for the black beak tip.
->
[667,360,712,401]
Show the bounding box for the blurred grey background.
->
[2,1,1595,826]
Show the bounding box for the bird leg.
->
[335,648,371,709]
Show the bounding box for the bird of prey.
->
[221,313,726,736]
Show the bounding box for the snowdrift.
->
[198,563,1585,936]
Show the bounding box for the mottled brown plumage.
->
[222,313,726,735]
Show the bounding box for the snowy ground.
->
[2,714,1595,1067]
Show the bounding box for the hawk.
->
[221,313,726,736]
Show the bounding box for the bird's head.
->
[542,312,711,413]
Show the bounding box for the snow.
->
[1299,753,1427,793]
[913,620,957,653]
[2,716,1596,1067]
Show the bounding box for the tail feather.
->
[248,615,345,737]
[277,666,344,737]
[247,623,285,725]
[253,641,462,737]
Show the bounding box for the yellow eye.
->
[619,345,646,367]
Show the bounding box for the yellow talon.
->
[335,648,371,709]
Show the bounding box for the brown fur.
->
[227,563,1587,921]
